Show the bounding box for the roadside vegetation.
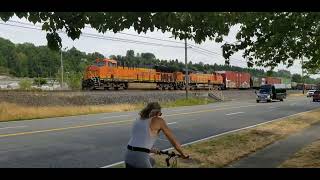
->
[279,140,320,168]
[0,97,214,122]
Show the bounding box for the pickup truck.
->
[256,84,287,103]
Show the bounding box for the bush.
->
[33,77,47,86]
[66,71,83,90]
[19,79,32,90]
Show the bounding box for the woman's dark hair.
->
[140,102,161,119]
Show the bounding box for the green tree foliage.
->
[221,12,320,74]
[65,71,83,90]
[0,37,104,79]
[33,77,47,86]
[0,12,233,51]
[292,74,302,83]
[276,70,291,78]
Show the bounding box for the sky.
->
[0,15,318,78]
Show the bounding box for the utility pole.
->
[60,47,67,88]
[185,39,189,99]
[302,57,305,94]
[60,49,64,88]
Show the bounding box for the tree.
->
[221,12,320,74]
[33,77,47,86]
[292,74,302,83]
[66,71,83,90]
[141,53,155,61]
[126,50,135,58]
[276,69,291,78]
[0,12,233,51]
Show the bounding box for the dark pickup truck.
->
[256,84,287,103]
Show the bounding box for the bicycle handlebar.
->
[159,150,182,167]
[159,150,181,157]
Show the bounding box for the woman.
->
[124,102,189,168]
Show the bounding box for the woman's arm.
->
[160,119,188,158]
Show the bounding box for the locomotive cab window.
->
[96,61,106,67]
[108,62,117,67]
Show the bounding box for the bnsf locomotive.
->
[82,58,225,90]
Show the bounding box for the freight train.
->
[82,58,224,90]
[82,58,318,91]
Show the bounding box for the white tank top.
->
[128,117,158,149]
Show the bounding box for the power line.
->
[7,20,238,57]
[5,20,243,62]
[8,20,186,45]
[80,33,185,49]
[190,45,246,63]
[0,22,185,49]
[190,47,246,64]
[2,20,247,63]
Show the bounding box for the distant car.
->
[313,90,320,102]
[307,90,317,97]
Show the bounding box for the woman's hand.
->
[180,154,190,159]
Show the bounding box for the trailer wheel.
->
[280,99,284,101]
[256,100,260,103]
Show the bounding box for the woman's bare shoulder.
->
[150,116,166,125]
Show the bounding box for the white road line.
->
[167,122,177,125]
[269,107,276,109]
[167,102,245,112]
[100,108,317,168]
[225,112,245,116]
[100,115,131,120]
[0,126,27,130]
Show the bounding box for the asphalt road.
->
[0,96,318,168]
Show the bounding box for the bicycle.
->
[158,150,182,168]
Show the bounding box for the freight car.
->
[82,58,224,90]
[296,83,318,90]
[216,71,251,89]
[265,77,281,85]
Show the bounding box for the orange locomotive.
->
[82,58,224,90]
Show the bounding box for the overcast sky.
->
[0,16,318,78]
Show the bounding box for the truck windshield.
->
[259,89,270,94]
